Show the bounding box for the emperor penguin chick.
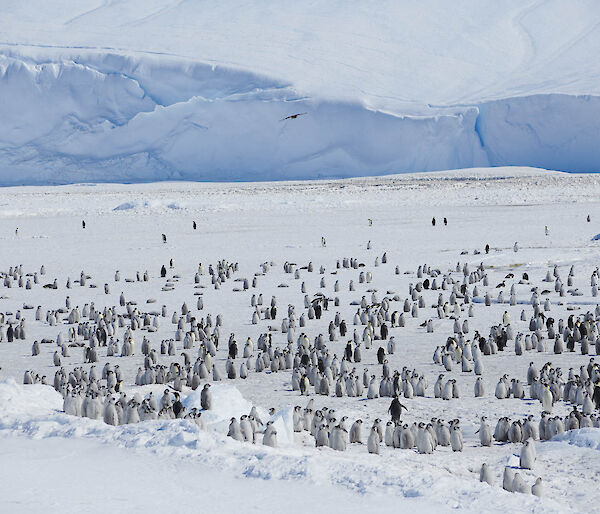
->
[263,421,278,448]
[367,425,380,454]
[349,419,363,444]
[479,463,493,485]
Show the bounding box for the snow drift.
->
[0,380,567,513]
[1,1,600,183]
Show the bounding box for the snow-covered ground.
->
[0,167,600,512]
[1,2,600,182]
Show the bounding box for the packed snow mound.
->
[550,428,600,450]
[1,1,600,183]
[183,384,294,444]
[0,382,554,512]
[183,384,257,429]
[0,379,62,419]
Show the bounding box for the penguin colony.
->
[5,219,600,500]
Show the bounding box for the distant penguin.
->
[162,233,167,243]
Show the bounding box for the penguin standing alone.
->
[388,396,408,423]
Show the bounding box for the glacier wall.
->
[0,53,599,185]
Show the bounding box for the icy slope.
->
[1,1,600,183]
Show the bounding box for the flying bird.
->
[280,112,307,121]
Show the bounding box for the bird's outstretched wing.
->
[280,112,308,121]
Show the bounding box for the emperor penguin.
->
[541,383,553,413]
[367,376,379,399]
[372,418,383,442]
[228,418,244,442]
[479,463,493,485]
[417,423,435,454]
[478,416,492,446]
[367,426,380,454]
[315,423,330,447]
[450,423,463,452]
[474,377,485,397]
[349,419,363,443]
[531,477,543,497]
[512,473,529,494]
[436,420,451,446]
[103,398,119,426]
[330,424,348,451]
[292,406,304,432]
[520,439,536,469]
[384,421,395,446]
[495,379,508,399]
[400,424,415,449]
[502,467,514,492]
[125,400,140,424]
[263,421,278,447]
[300,374,310,395]
[523,415,539,440]
[442,380,453,400]
[527,362,539,385]
[160,389,172,411]
[434,374,444,398]
[388,396,407,422]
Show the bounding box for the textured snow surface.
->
[1,169,600,512]
[1,1,600,182]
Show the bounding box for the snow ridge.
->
[0,380,571,513]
